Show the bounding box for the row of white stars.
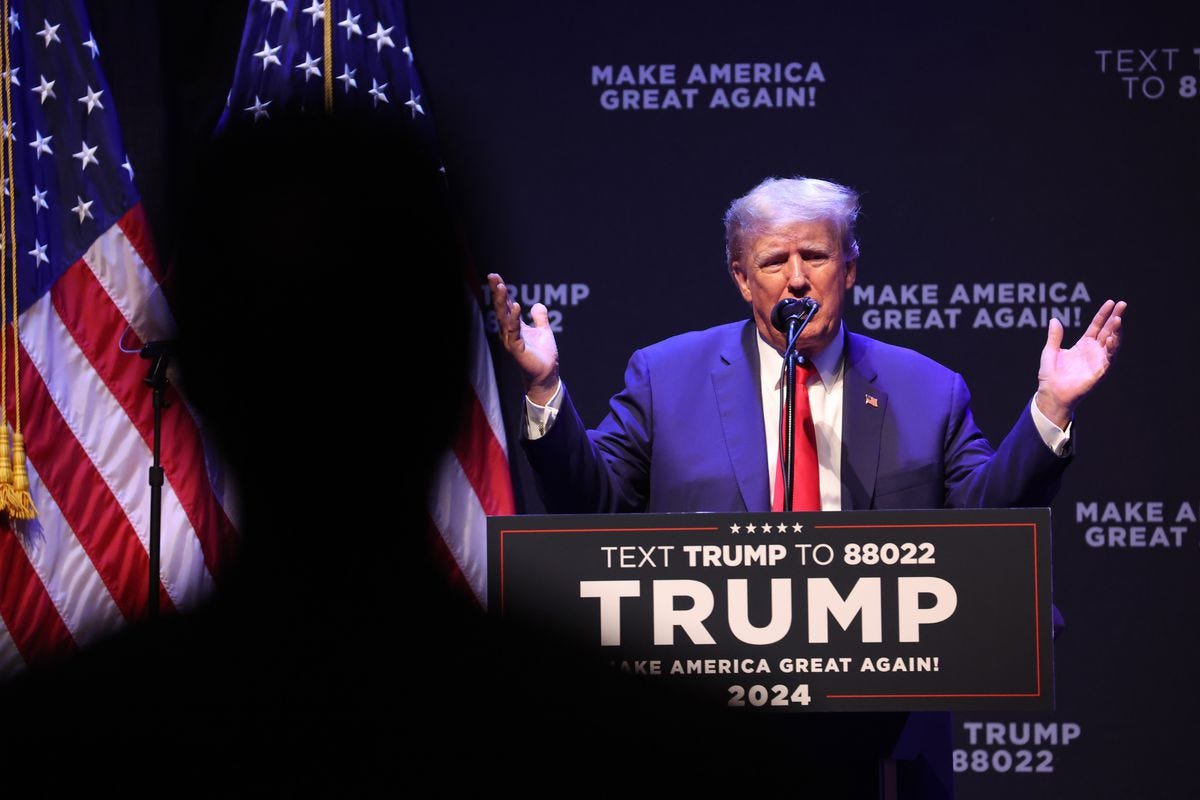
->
[728,522,806,534]
[254,29,411,66]
[259,0,413,59]
[0,146,132,195]
[259,48,420,104]
[244,78,423,119]
[22,73,106,115]
[20,129,129,178]
[28,184,96,220]
[6,14,100,59]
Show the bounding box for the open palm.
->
[488,273,560,404]
[1036,300,1126,427]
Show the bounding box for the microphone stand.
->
[777,303,818,512]
[140,341,175,621]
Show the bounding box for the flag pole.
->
[0,0,34,520]
[323,0,333,112]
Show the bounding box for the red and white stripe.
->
[14,456,125,650]
[428,286,514,605]
[0,206,238,675]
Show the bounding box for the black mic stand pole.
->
[777,303,818,512]
[782,323,801,512]
[140,341,174,621]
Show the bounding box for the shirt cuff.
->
[524,380,564,440]
[1029,395,1072,457]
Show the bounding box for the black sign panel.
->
[489,508,1053,712]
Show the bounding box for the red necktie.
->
[772,362,821,512]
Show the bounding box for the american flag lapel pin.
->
[865,394,879,408]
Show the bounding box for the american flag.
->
[221,0,514,604]
[0,0,238,677]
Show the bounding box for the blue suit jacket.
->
[525,320,1070,513]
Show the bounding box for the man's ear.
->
[730,263,753,302]
[844,258,857,290]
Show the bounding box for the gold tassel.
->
[0,426,16,512]
[8,431,35,519]
[0,425,11,485]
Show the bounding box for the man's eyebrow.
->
[753,247,788,264]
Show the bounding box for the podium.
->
[487,508,1054,798]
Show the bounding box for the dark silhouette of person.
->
[0,115,920,798]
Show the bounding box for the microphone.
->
[139,340,177,390]
[139,340,177,359]
[771,297,819,333]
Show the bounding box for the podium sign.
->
[488,508,1053,712]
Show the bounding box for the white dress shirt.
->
[757,326,845,511]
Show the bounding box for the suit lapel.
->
[712,321,769,512]
[841,332,888,510]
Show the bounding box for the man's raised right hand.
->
[488,273,560,405]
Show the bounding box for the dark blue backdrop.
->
[93,1,1200,796]
[403,2,1199,796]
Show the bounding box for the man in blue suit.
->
[487,176,1124,798]
[489,177,1124,515]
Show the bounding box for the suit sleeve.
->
[942,373,1072,509]
[521,350,653,513]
